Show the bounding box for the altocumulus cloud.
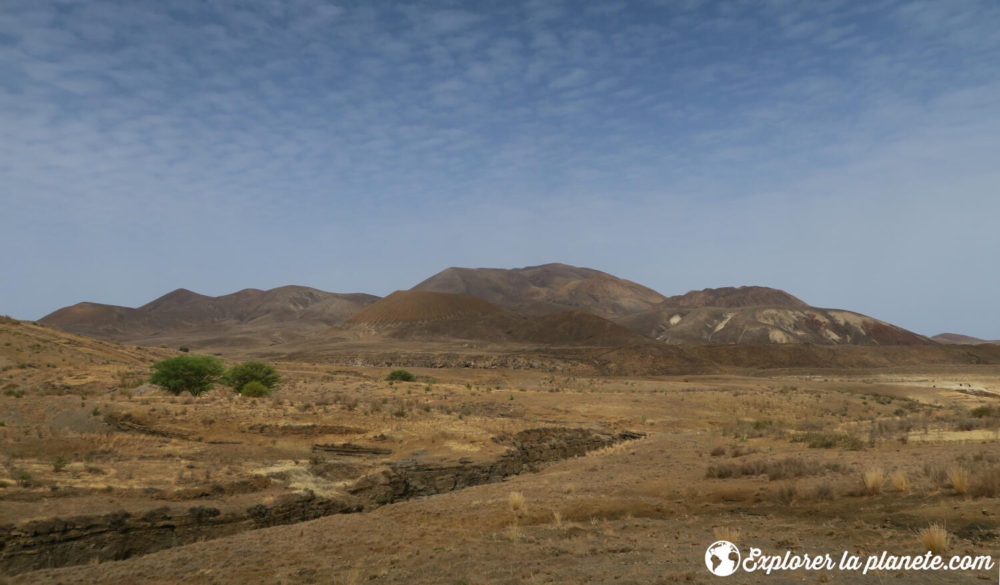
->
[0,0,998,338]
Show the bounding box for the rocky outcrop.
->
[0,493,360,575]
[0,427,643,575]
[350,428,644,504]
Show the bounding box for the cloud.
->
[1,0,998,337]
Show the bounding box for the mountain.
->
[619,304,930,345]
[932,333,1000,345]
[410,263,667,319]
[38,265,933,350]
[40,286,379,347]
[345,290,650,346]
[346,291,502,326]
[660,286,808,308]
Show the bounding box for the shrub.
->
[509,491,526,515]
[150,355,224,395]
[814,482,835,501]
[223,361,280,392]
[970,467,1000,497]
[791,432,865,450]
[948,467,969,494]
[863,468,884,495]
[713,526,741,543]
[240,380,270,397]
[890,471,910,492]
[970,406,998,418]
[919,524,949,555]
[53,456,68,472]
[386,369,415,382]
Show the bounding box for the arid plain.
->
[4,265,1000,584]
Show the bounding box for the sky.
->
[2,0,999,338]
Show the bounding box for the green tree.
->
[223,361,281,392]
[386,369,415,382]
[239,380,270,397]
[150,355,224,395]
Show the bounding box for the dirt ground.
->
[4,336,1000,584]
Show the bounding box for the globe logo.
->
[705,540,741,577]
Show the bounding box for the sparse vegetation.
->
[707,457,840,481]
[791,432,865,450]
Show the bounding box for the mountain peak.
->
[661,286,808,309]
[411,263,666,319]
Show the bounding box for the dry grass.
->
[970,466,1000,498]
[506,521,521,542]
[919,524,949,555]
[890,470,910,492]
[814,482,835,501]
[706,457,840,481]
[508,491,526,515]
[947,466,969,494]
[863,468,883,495]
[713,526,741,544]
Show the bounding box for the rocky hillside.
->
[410,263,667,319]
[618,305,930,345]
[40,286,379,347]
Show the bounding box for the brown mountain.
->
[346,291,502,326]
[619,303,931,346]
[410,263,667,319]
[40,286,379,348]
[39,266,933,350]
[660,286,808,308]
[932,333,1000,345]
[346,290,650,346]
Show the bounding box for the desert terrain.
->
[4,265,1000,584]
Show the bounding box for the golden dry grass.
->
[890,470,910,492]
[948,466,969,494]
[919,524,949,555]
[508,491,526,514]
[713,526,741,543]
[863,468,884,495]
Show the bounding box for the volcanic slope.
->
[346,290,651,346]
[40,286,379,348]
[932,333,1000,345]
[410,263,667,319]
[619,286,931,346]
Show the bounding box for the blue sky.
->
[2,0,999,338]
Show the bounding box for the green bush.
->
[150,355,224,395]
[240,380,270,397]
[223,361,281,392]
[386,369,416,382]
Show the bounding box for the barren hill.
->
[619,305,930,345]
[410,263,667,318]
[660,286,808,308]
[346,291,501,326]
[40,286,379,348]
[0,315,169,396]
[345,290,650,346]
[932,333,999,345]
